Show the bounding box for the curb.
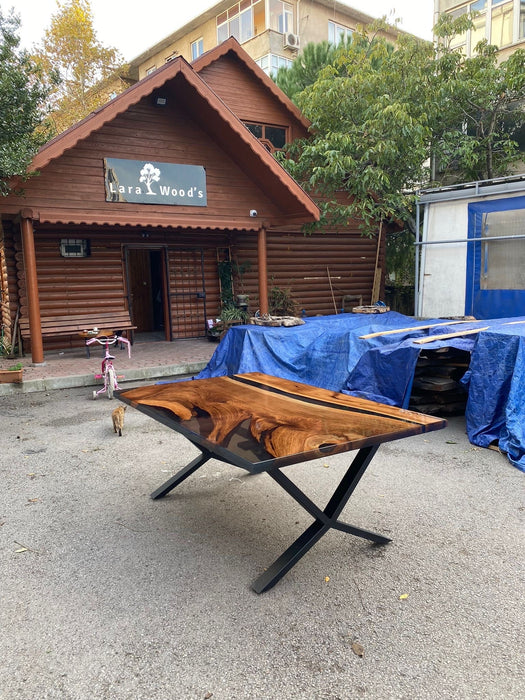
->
[0,361,207,396]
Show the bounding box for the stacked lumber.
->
[408,347,471,416]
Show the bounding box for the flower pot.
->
[0,368,23,383]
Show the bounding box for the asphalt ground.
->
[0,382,524,700]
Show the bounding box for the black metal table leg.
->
[252,444,391,593]
[150,449,213,499]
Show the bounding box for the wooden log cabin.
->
[0,39,386,364]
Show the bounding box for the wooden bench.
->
[19,311,137,355]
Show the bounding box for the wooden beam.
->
[327,267,338,314]
[258,226,268,315]
[20,216,44,364]
[371,220,383,304]
[413,327,489,344]
[359,320,475,339]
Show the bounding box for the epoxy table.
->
[117,373,446,592]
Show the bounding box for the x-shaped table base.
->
[150,443,391,593]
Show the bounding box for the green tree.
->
[275,40,341,103]
[34,0,126,132]
[432,15,525,181]
[0,8,52,195]
[277,22,433,234]
[275,17,525,235]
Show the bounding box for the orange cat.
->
[112,405,126,436]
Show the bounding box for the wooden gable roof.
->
[193,37,310,138]
[2,55,318,230]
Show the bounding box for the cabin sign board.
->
[104,158,207,206]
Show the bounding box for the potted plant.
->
[233,259,251,311]
[0,362,23,383]
[206,318,224,341]
[269,284,299,316]
[220,303,249,325]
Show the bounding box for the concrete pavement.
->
[0,336,217,395]
[0,382,523,699]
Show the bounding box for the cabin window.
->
[244,122,288,152]
[60,239,90,258]
[191,38,204,60]
[146,65,156,75]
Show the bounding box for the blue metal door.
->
[466,196,525,319]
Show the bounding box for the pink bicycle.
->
[86,334,131,400]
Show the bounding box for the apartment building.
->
[127,0,403,82]
[435,0,525,59]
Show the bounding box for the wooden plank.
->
[359,320,475,339]
[413,327,489,344]
[371,267,382,305]
[370,220,383,304]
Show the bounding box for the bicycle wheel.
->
[107,367,117,399]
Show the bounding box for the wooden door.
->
[127,249,153,331]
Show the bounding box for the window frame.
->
[191,37,204,61]
[216,0,262,44]
[328,19,353,45]
[254,52,293,75]
[446,0,519,54]
[244,121,289,152]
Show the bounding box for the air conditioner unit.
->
[283,32,300,50]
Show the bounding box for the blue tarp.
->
[196,312,525,472]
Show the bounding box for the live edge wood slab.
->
[118,372,446,471]
[117,373,447,592]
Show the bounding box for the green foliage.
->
[217,259,234,308]
[232,259,252,294]
[268,285,298,316]
[33,0,125,133]
[275,21,433,235]
[275,40,342,103]
[386,229,415,287]
[431,38,525,182]
[219,304,249,323]
[0,9,52,195]
[273,16,525,235]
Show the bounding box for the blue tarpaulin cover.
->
[196,312,525,472]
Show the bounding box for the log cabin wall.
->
[10,217,382,353]
[231,229,382,317]
[1,47,387,358]
[13,96,284,226]
[2,220,18,322]
[12,224,230,352]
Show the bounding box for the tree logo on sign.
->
[139,163,161,195]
